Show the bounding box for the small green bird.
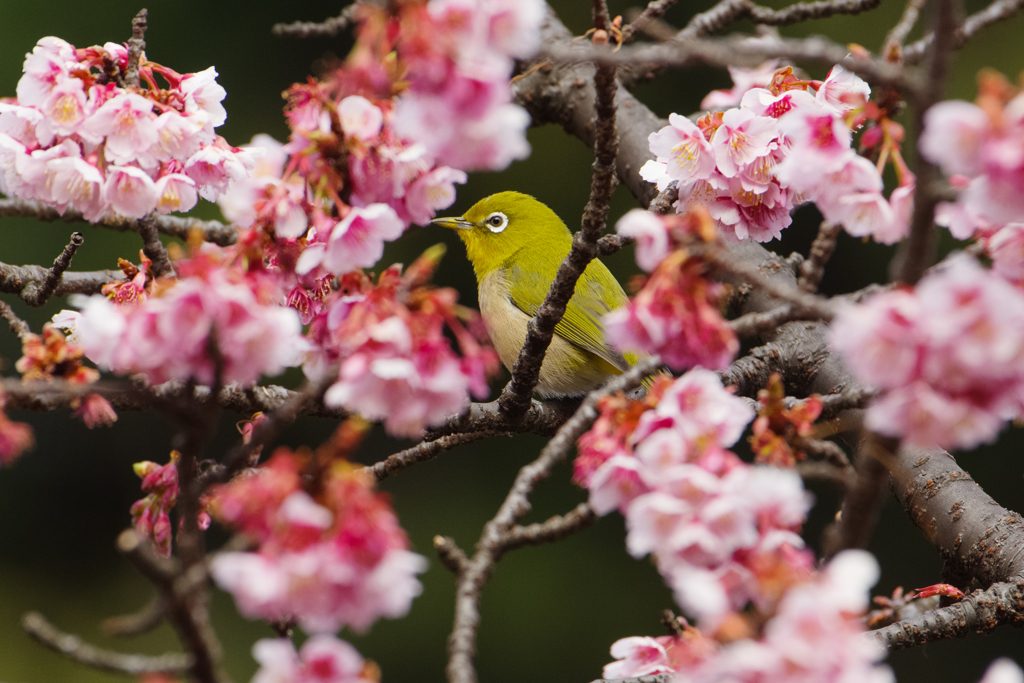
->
[432,191,640,398]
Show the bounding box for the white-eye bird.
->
[432,191,640,398]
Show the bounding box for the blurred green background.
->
[0,1,1022,682]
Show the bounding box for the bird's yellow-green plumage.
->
[432,191,640,398]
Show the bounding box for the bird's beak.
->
[431,216,473,231]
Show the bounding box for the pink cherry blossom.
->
[920,100,991,177]
[153,173,199,214]
[816,64,870,113]
[831,254,1024,449]
[648,113,717,185]
[104,165,159,218]
[404,166,467,225]
[184,143,249,201]
[615,209,671,273]
[16,37,75,107]
[711,108,779,178]
[47,156,107,220]
[210,452,427,633]
[298,204,404,276]
[987,223,1024,283]
[252,636,376,683]
[150,111,207,163]
[180,66,227,129]
[80,93,158,165]
[979,659,1024,683]
[338,96,383,141]
[37,77,89,140]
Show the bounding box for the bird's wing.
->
[508,260,632,373]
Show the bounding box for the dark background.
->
[0,1,1022,682]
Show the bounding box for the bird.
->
[432,191,641,398]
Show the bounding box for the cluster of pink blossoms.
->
[56,248,305,387]
[641,64,911,244]
[603,551,893,683]
[921,70,1024,242]
[303,248,498,437]
[574,368,812,624]
[832,254,1024,450]
[391,0,543,171]
[209,447,426,635]
[604,207,738,372]
[251,636,378,683]
[0,37,254,220]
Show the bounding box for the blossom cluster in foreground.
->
[0,36,253,220]
[641,64,911,244]
[575,368,810,623]
[210,436,427,635]
[832,254,1024,450]
[604,208,738,372]
[603,551,893,683]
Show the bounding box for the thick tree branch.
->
[871,581,1024,650]
[0,198,238,246]
[0,260,122,303]
[22,611,191,675]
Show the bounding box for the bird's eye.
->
[485,212,508,233]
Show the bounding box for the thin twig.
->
[137,213,176,278]
[424,397,581,442]
[891,0,959,286]
[125,9,147,89]
[902,0,1024,64]
[24,232,84,307]
[448,356,660,683]
[367,431,504,481]
[677,0,882,40]
[0,198,238,246]
[434,535,469,574]
[798,222,841,293]
[553,35,916,94]
[496,5,620,423]
[193,373,336,494]
[621,0,681,44]
[647,182,679,215]
[597,233,636,257]
[22,611,191,675]
[0,301,30,339]
[826,431,897,557]
[500,503,596,552]
[884,0,928,56]
[272,4,360,38]
[103,594,165,637]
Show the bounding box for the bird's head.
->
[431,191,571,281]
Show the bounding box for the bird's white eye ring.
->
[485,212,508,233]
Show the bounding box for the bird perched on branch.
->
[432,191,641,398]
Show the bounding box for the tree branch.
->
[137,213,176,278]
[500,502,596,552]
[678,0,882,40]
[24,232,84,307]
[0,260,121,304]
[902,0,1024,64]
[798,222,841,293]
[368,431,505,481]
[271,4,360,38]
[447,356,660,683]
[125,9,147,90]
[870,581,1024,650]
[0,198,238,246]
[22,611,191,675]
[497,4,620,423]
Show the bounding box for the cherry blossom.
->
[641,63,909,244]
[252,636,377,683]
[980,659,1024,683]
[210,447,427,634]
[0,390,33,465]
[0,36,250,221]
[831,254,1024,449]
